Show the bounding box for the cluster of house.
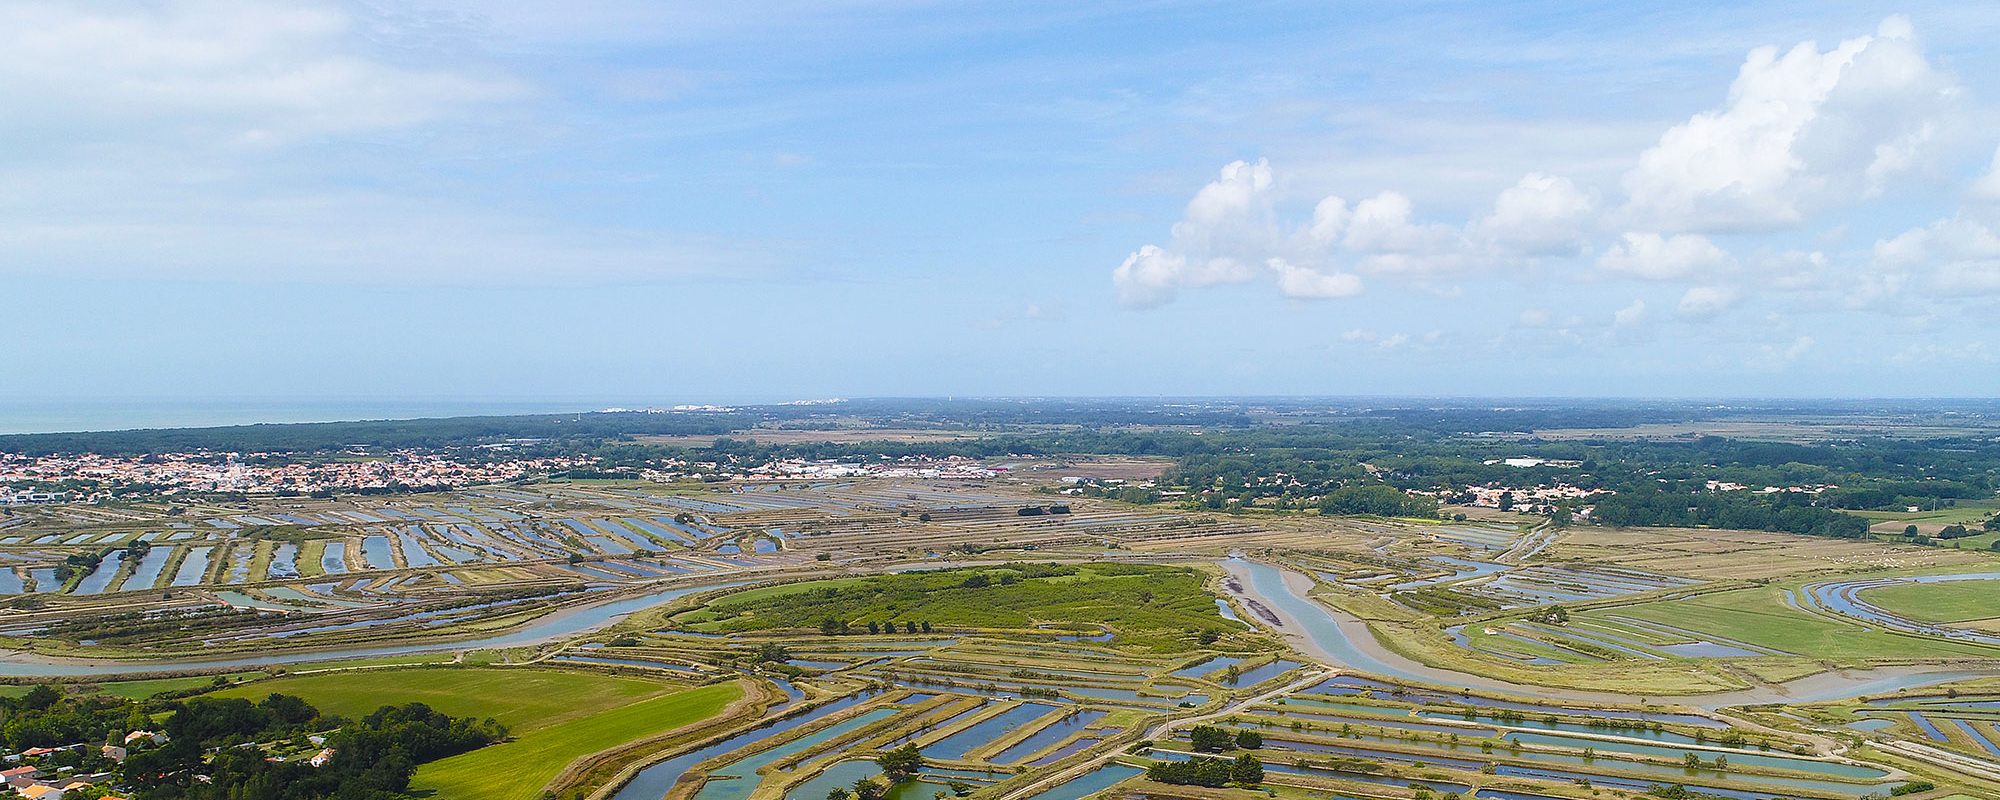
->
[1704,479,1835,494]
[1453,483,1603,511]
[0,766,102,800]
[0,731,167,800]
[0,451,598,503]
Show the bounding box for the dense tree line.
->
[1591,489,1870,538]
[1817,481,1988,510]
[1145,755,1263,787]
[1317,484,1440,517]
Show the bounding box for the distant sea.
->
[0,399,613,436]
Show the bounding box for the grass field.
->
[1851,500,2000,526]
[210,668,742,800]
[1856,580,2000,625]
[1585,586,2000,661]
[673,563,1239,652]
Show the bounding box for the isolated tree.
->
[756,643,792,662]
[1235,730,1263,749]
[877,743,924,779]
[1904,524,1919,536]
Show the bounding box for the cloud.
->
[1112,160,1277,306]
[1874,216,2000,295]
[1112,245,1252,308]
[1518,308,1553,327]
[1747,335,1816,369]
[1891,341,1996,366]
[0,0,522,143]
[1974,145,2000,200]
[1306,197,1351,245]
[1676,286,1739,319]
[1269,259,1363,300]
[1343,192,1454,254]
[1613,300,1647,328]
[1474,173,1595,256]
[1341,329,1429,350]
[1109,14,1999,333]
[1620,16,1958,232]
[1114,157,1491,306]
[1761,250,1830,290]
[1597,232,1733,280]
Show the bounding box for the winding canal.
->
[1221,557,2000,709]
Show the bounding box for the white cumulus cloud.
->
[1613,300,1648,328]
[1973,145,2000,201]
[1597,232,1734,280]
[1676,286,1739,319]
[1874,216,2000,295]
[1111,159,1278,307]
[1113,160,1450,305]
[1112,244,1253,308]
[1269,258,1363,300]
[1474,173,1596,256]
[1620,16,1958,232]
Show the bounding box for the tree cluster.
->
[1145,755,1262,787]
[1591,489,1869,538]
[0,685,506,800]
[130,699,504,800]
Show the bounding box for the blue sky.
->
[5,1,2000,403]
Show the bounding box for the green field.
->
[1585,586,2000,661]
[673,563,1238,651]
[1851,500,2000,525]
[210,667,743,800]
[1856,580,2000,625]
